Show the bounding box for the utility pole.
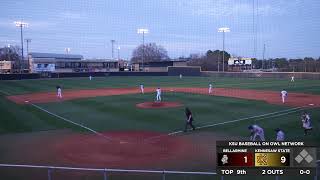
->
[262,44,265,69]
[218,51,220,72]
[117,46,120,60]
[25,39,32,72]
[111,40,115,59]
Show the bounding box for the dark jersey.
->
[186,111,193,122]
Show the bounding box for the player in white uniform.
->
[209,84,213,94]
[280,89,288,103]
[301,112,312,135]
[290,76,295,82]
[56,86,62,98]
[179,74,182,79]
[156,87,161,101]
[89,75,92,81]
[248,125,265,141]
[140,84,144,94]
[275,128,285,141]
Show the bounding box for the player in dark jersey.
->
[184,107,196,132]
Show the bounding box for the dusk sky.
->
[0,0,319,59]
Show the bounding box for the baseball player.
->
[290,76,295,82]
[56,85,62,98]
[248,124,265,141]
[280,89,288,103]
[275,128,285,141]
[301,112,313,135]
[140,84,144,94]
[89,75,92,81]
[209,83,213,94]
[179,74,182,79]
[184,107,196,132]
[156,87,161,101]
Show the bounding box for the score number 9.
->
[280,156,286,164]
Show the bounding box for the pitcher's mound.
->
[136,102,183,109]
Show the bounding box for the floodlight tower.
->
[137,28,149,71]
[218,27,230,72]
[15,21,29,73]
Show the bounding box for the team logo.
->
[221,154,229,165]
[257,154,268,166]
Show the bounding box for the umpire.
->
[184,107,196,132]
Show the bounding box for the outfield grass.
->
[0,76,319,180]
[0,76,320,95]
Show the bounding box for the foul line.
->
[168,106,305,136]
[144,106,305,142]
[29,103,113,141]
[0,89,114,142]
[0,90,10,96]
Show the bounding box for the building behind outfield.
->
[29,52,119,73]
[132,60,187,72]
[28,52,196,75]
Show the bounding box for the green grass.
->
[0,76,320,95]
[26,93,319,143]
[0,76,319,180]
[0,95,79,134]
[0,76,319,140]
[0,76,319,137]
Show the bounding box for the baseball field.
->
[0,76,319,180]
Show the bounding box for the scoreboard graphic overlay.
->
[217,141,317,176]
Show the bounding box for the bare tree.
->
[131,43,169,63]
[0,45,20,62]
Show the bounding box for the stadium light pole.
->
[15,20,28,73]
[218,27,230,72]
[137,28,149,71]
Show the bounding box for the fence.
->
[1,71,320,80]
[202,71,320,80]
[0,164,216,180]
[168,66,201,76]
[0,72,168,80]
[0,162,319,180]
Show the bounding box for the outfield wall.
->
[202,72,320,80]
[168,66,201,76]
[0,72,168,80]
[1,71,320,80]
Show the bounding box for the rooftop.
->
[29,52,83,59]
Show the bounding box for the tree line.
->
[252,57,320,72]
[2,44,320,72]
